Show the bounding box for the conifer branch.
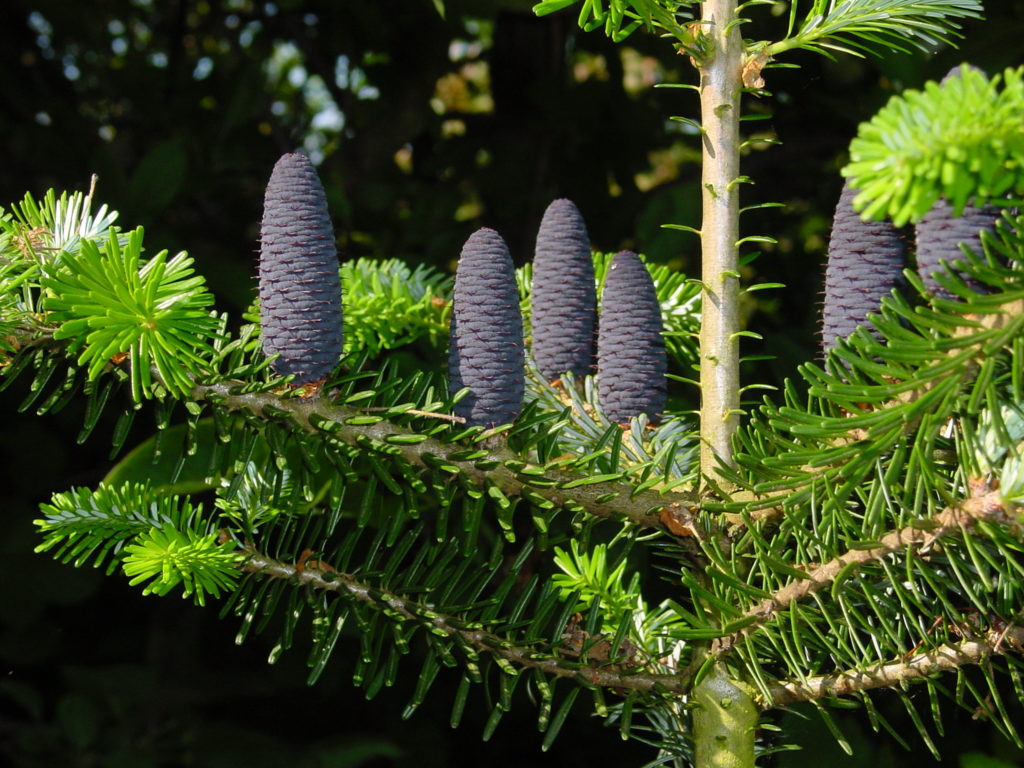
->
[722,295,1024,528]
[766,0,983,61]
[2,307,701,534]
[712,485,1016,656]
[768,622,1024,707]
[242,548,691,694]
[194,382,697,531]
[3,324,61,353]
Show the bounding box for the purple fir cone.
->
[531,199,597,380]
[915,198,1000,300]
[448,228,525,428]
[598,251,666,424]
[259,152,343,384]
[821,181,906,352]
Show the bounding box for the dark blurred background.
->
[2,1,1024,765]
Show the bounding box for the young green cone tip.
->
[531,198,597,380]
[259,152,343,384]
[821,181,906,353]
[597,251,666,424]
[448,227,525,428]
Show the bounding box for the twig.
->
[360,406,466,423]
[194,382,698,532]
[1,318,700,537]
[768,623,1024,707]
[712,486,1014,656]
[244,549,691,695]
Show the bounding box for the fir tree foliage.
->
[42,227,217,400]
[532,0,697,44]
[0,183,120,352]
[0,182,217,401]
[533,0,983,60]
[846,65,1024,225]
[524,355,697,485]
[342,258,450,356]
[35,482,241,606]
[9,176,701,759]
[715,233,1024,751]
[0,180,120,265]
[767,0,983,58]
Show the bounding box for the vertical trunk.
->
[697,0,743,487]
[693,666,758,767]
[693,4,752,763]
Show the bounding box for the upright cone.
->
[531,198,597,380]
[915,198,1000,300]
[448,228,525,428]
[259,152,343,384]
[597,251,665,424]
[821,181,906,352]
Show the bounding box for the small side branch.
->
[713,487,1013,655]
[194,382,698,533]
[244,549,690,695]
[720,298,1024,529]
[768,624,1024,707]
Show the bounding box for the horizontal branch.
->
[194,382,698,533]
[244,548,690,695]
[768,622,1024,707]
[2,322,698,534]
[712,485,1013,656]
